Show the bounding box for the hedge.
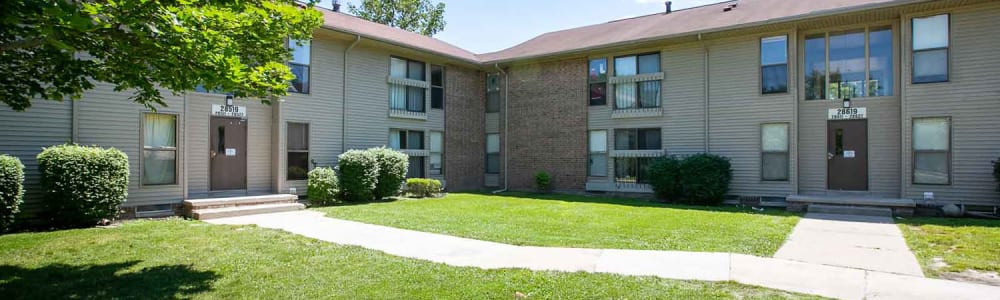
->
[406,178,442,198]
[336,149,379,202]
[371,147,408,199]
[37,144,129,228]
[307,167,338,206]
[647,156,682,201]
[677,154,732,206]
[0,155,24,232]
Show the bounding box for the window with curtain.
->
[761,123,789,181]
[804,27,894,100]
[912,14,949,83]
[430,131,443,175]
[389,129,424,150]
[589,130,607,177]
[486,73,500,113]
[431,65,444,109]
[288,39,310,93]
[614,128,661,150]
[589,58,608,106]
[613,53,661,109]
[486,133,500,174]
[287,122,309,181]
[761,35,788,94]
[142,113,177,185]
[913,117,950,184]
[614,157,653,184]
[389,56,426,112]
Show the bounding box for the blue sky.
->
[318,0,725,54]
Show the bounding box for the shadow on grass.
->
[0,261,218,300]
[478,191,799,217]
[896,216,1000,228]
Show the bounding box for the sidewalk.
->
[207,211,1000,300]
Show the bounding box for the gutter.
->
[342,35,361,153]
[491,63,509,194]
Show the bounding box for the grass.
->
[315,192,801,256]
[897,217,1000,278]
[0,219,821,299]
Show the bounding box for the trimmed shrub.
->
[371,147,408,199]
[534,171,551,192]
[647,156,682,201]
[37,144,129,228]
[406,178,442,198]
[0,155,24,232]
[993,158,1000,191]
[677,154,732,206]
[307,167,338,206]
[336,149,379,202]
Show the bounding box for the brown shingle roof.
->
[316,7,479,63]
[478,0,914,62]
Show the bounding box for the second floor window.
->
[390,57,426,112]
[805,26,894,100]
[288,39,311,94]
[589,58,607,106]
[614,53,661,109]
[390,129,424,150]
[431,65,444,109]
[761,35,788,94]
[486,73,500,113]
[912,14,949,83]
[614,128,661,150]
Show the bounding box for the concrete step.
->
[807,204,893,218]
[191,203,305,220]
[184,194,298,210]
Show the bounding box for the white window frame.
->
[140,112,179,187]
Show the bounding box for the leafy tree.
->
[347,0,446,36]
[0,0,324,111]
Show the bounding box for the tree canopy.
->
[0,0,324,111]
[348,0,446,36]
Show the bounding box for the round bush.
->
[406,178,442,198]
[370,147,408,199]
[0,155,24,232]
[307,167,338,206]
[647,156,682,201]
[677,154,732,206]
[534,171,551,192]
[336,149,379,202]
[37,144,129,228]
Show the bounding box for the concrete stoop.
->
[807,204,893,217]
[184,194,303,220]
[787,194,915,217]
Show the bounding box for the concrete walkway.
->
[207,211,1000,300]
[775,213,925,277]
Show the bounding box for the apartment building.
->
[1,0,998,218]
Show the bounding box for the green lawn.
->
[315,192,801,256]
[0,219,820,299]
[898,217,1000,278]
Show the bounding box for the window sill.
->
[611,108,662,119]
[389,109,428,120]
[610,150,664,158]
[387,76,430,88]
[397,149,429,157]
[609,72,664,84]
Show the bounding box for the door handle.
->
[827,152,835,160]
[210,150,217,158]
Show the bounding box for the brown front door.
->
[210,117,248,191]
[827,120,868,191]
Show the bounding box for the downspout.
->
[342,35,361,153]
[700,33,711,153]
[492,63,509,194]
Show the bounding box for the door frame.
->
[209,116,249,191]
[826,119,870,191]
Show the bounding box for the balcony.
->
[389,109,427,120]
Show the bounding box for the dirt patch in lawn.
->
[932,257,1000,286]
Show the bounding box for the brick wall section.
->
[506,58,588,191]
[444,66,485,191]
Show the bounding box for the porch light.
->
[842,98,851,108]
[225,93,234,106]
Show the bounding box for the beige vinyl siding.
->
[0,99,73,219]
[279,30,346,195]
[708,34,796,198]
[76,83,185,206]
[901,4,1000,203]
[662,43,708,155]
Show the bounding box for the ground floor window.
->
[287,122,310,181]
[407,156,425,178]
[761,123,790,181]
[142,113,177,185]
[589,130,607,176]
[430,131,443,175]
[486,133,500,174]
[614,157,653,184]
[913,117,950,185]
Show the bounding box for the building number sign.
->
[828,107,867,120]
